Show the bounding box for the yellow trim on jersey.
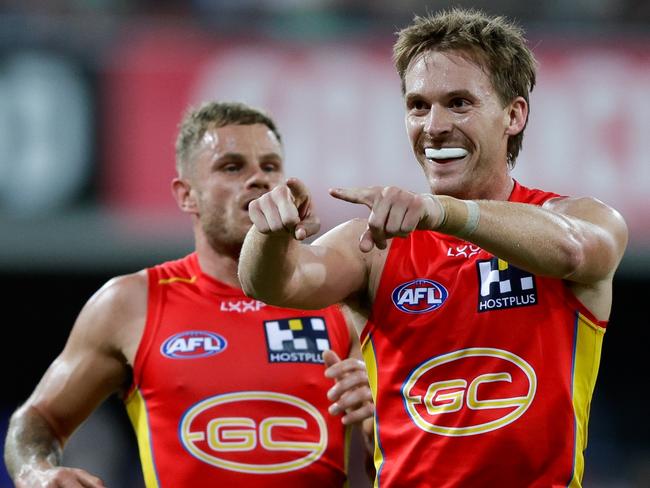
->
[125,388,159,488]
[158,275,197,285]
[568,313,605,487]
[343,423,352,488]
[361,335,381,488]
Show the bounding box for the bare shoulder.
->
[544,196,627,231]
[69,270,148,362]
[544,196,628,255]
[314,218,369,246]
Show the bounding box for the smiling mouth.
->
[424,148,468,162]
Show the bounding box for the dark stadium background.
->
[1,1,648,487]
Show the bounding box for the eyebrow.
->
[405,89,475,103]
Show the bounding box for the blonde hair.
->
[175,101,281,176]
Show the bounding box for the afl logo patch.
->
[392,279,448,314]
[161,331,227,359]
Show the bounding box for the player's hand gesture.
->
[248,177,320,241]
[323,350,374,425]
[330,186,443,252]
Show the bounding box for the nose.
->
[244,166,272,190]
[423,104,453,139]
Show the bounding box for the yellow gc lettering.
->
[424,379,467,415]
[207,418,256,451]
[260,417,320,452]
[402,348,537,437]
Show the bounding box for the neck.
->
[194,231,242,289]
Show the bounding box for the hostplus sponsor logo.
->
[476,258,537,312]
[392,279,448,314]
[161,331,227,359]
[264,317,330,364]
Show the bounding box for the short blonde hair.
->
[393,8,537,166]
[175,101,281,176]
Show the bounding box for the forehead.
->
[198,123,282,157]
[404,49,494,96]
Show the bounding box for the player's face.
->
[189,123,284,251]
[404,49,523,199]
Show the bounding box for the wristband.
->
[458,200,480,238]
[422,193,446,230]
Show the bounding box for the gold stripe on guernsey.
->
[497,259,508,271]
[343,423,352,488]
[568,313,606,488]
[361,335,382,488]
[125,388,159,488]
[158,275,197,285]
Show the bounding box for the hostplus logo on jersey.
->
[476,258,537,312]
[392,279,448,314]
[264,317,330,364]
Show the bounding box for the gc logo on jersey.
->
[402,348,537,436]
[476,258,537,312]
[180,391,327,474]
[161,331,227,359]
[264,317,330,364]
[392,279,448,314]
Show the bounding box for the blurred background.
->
[0,0,648,486]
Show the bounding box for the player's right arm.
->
[4,272,147,488]
[239,178,369,309]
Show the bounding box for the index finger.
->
[329,187,377,209]
[286,177,310,206]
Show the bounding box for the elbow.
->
[556,230,588,279]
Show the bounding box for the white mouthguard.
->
[425,148,468,159]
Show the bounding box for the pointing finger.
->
[286,178,310,208]
[329,187,378,209]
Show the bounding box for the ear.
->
[505,96,528,136]
[172,177,198,214]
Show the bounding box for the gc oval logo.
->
[161,331,227,359]
[180,391,327,473]
[392,279,448,314]
[402,348,537,436]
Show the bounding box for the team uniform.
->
[361,181,606,487]
[125,253,352,487]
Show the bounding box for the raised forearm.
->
[4,406,63,480]
[238,227,301,304]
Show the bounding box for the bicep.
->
[545,196,628,283]
[286,220,369,309]
[27,278,141,443]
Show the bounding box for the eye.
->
[262,163,279,173]
[449,98,471,110]
[219,161,242,173]
[408,98,429,113]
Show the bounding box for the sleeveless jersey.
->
[361,181,606,487]
[125,253,352,487]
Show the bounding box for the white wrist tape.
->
[422,193,446,229]
[458,200,480,237]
